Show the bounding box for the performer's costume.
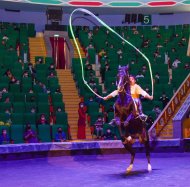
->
[130,84,147,115]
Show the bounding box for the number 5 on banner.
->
[142,15,152,25]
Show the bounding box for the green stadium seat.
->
[0,103,12,113]
[55,112,68,125]
[51,93,63,103]
[87,102,100,115]
[37,93,49,103]
[25,102,36,113]
[25,93,36,102]
[10,125,24,143]
[38,125,51,142]
[38,103,50,114]
[24,113,36,125]
[9,84,21,93]
[11,113,24,125]
[13,102,25,113]
[13,93,26,102]
[22,77,33,88]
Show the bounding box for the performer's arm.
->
[144,93,153,100]
[103,90,118,100]
[136,85,153,100]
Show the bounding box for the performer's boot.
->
[139,113,148,122]
[108,119,116,126]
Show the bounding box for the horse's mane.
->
[117,65,131,95]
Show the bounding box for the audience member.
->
[94,115,104,139]
[154,72,160,84]
[85,64,93,72]
[98,48,106,58]
[54,127,66,142]
[48,72,56,79]
[56,107,63,113]
[86,43,94,52]
[55,88,62,94]
[24,124,38,143]
[152,105,162,118]
[184,63,190,70]
[85,96,95,106]
[88,31,93,40]
[37,114,48,125]
[77,102,87,139]
[28,63,36,79]
[100,63,110,83]
[159,92,169,108]
[146,115,154,129]
[136,71,144,79]
[22,71,29,78]
[4,69,13,79]
[5,109,11,122]
[48,63,55,71]
[167,57,172,84]
[141,64,147,74]
[103,128,117,140]
[2,34,9,41]
[36,57,43,64]
[93,87,102,104]
[0,129,10,144]
[28,88,34,93]
[30,107,36,114]
[172,58,181,68]
[4,97,11,103]
[89,78,96,87]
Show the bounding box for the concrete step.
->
[62,91,78,94]
[69,120,78,123]
[64,103,80,105]
[61,85,77,88]
[68,115,78,118]
[65,102,79,105]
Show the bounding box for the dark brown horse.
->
[112,65,151,173]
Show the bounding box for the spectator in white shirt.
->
[172,58,181,68]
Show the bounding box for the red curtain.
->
[50,37,65,69]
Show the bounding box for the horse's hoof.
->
[126,164,133,173]
[126,136,132,141]
[148,164,152,172]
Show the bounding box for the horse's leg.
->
[115,117,124,139]
[124,113,134,127]
[144,131,152,172]
[118,125,122,138]
[124,143,135,173]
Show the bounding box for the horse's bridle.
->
[117,69,130,95]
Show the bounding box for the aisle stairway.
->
[157,88,190,139]
[70,38,86,58]
[149,74,190,139]
[29,34,47,65]
[57,69,92,140]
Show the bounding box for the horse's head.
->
[116,65,130,93]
